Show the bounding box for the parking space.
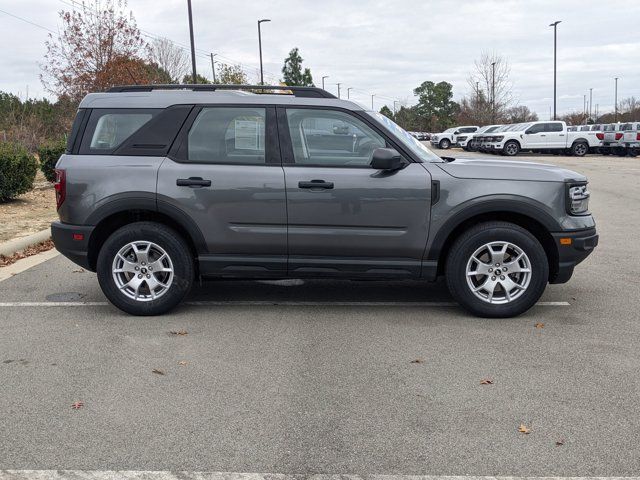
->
[1,152,640,475]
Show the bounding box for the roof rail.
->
[106,84,337,99]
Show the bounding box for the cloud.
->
[1,0,638,119]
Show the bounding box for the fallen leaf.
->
[480,379,494,385]
[72,268,85,273]
[71,401,84,409]
[535,323,545,329]
[177,361,188,366]
[410,359,424,364]
[518,424,531,434]
[152,368,165,375]
[170,330,188,336]
[556,438,565,446]
[0,240,55,267]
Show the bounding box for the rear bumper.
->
[550,227,598,284]
[51,221,95,271]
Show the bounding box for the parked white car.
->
[430,125,479,149]
[460,124,502,151]
[485,121,599,156]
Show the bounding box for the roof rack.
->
[106,84,337,99]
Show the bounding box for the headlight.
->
[567,184,590,215]
[494,136,504,142]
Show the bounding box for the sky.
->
[0,0,638,120]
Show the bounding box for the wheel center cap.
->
[141,268,147,274]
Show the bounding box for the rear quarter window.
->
[79,109,159,154]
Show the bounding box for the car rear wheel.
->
[571,141,588,157]
[503,141,520,156]
[439,139,451,149]
[445,222,549,318]
[97,222,194,316]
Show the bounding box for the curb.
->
[0,228,51,257]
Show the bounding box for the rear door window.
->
[80,109,158,154]
[187,107,266,164]
[545,122,564,132]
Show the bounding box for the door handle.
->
[176,177,211,188]
[298,179,334,189]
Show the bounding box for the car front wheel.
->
[503,141,520,156]
[439,139,451,149]
[96,222,194,316]
[445,222,549,318]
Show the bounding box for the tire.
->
[503,140,520,156]
[615,147,628,157]
[96,222,194,316]
[445,221,549,318]
[571,141,588,157]
[439,139,451,149]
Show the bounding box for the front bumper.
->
[549,227,598,284]
[51,221,96,271]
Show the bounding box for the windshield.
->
[369,112,442,162]
[443,127,456,133]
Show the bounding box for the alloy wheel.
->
[465,241,532,304]
[112,241,174,302]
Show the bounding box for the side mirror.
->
[454,130,460,135]
[370,148,407,171]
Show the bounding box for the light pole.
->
[371,94,376,110]
[210,53,218,83]
[187,0,197,83]
[614,77,619,122]
[322,76,329,90]
[347,87,353,99]
[583,94,587,124]
[257,19,271,85]
[589,87,593,123]
[393,100,399,115]
[336,82,341,99]
[491,61,496,123]
[549,20,561,120]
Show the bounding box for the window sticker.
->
[235,119,259,150]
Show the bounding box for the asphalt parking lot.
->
[1,150,639,476]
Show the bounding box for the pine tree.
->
[282,48,314,87]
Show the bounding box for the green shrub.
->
[0,142,38,201]
[38,140,66,183]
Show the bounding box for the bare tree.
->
[148,38,189,83]
[505,105,538,123]
[467,52,513,123]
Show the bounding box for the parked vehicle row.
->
[409,131,431,141]
[429,121,639,157]
[430,126,478,149]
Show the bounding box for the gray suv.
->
[51,85,598,317]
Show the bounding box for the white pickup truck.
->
[430,125,479,149]
[486,120,600,156]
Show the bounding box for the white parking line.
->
[0,300,570,308]
[0,472,637,480]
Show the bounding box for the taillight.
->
[54,169,66,210]
[615,133,623,140]
[596,133,604,140]
[637,132,640,141]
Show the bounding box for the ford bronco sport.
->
[51,84,598,317]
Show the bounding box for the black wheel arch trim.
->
[84,193,208,254]
[425,196,561,262]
